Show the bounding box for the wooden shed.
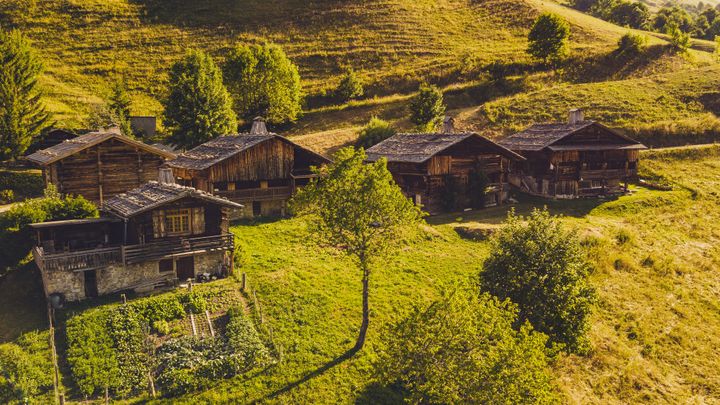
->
[26,129,177,204]
[166,118,330,217]
[365,127,524,214]
[498,110,646,198]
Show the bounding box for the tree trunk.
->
[353,259,370,353]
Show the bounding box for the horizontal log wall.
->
[208,138,294,183]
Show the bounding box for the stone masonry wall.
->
[42,268,85,302]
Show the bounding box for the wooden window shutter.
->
[192,207,205,235]
[153,209,166,238]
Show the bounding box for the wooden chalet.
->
[26,128,177,204]
[498,110,646,199]
[365,120,524,214]
[30,175,242,302]
[166,118,330,217]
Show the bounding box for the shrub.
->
[355,117,396,149]
[409,83,445,132]
[0,170,44,199]
[335,68,364,102]
[480,208,596,354]
[376,286,558,403]
[667,25,691,53]
[616,32,647,56]
[0,190,13,204]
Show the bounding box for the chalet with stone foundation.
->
[166,118,330,218]
[31,177,242,302]
[498,110,646,199]
[365,122,524,214]
[26,129,177,204]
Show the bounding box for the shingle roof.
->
[365,133,524,163]
[25,129,177,165]
[166,134,330,171]
[102,181,243,218]
[498,121,644,152]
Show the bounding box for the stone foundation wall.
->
[42,268,85,302]
[40,250,229,302]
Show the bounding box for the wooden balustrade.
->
[34,234,235,272]
[215,186,293,202]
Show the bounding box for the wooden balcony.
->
[579,168,631,179]
[216,186,293,202]
[33,234,235,272]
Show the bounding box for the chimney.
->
[158,167,176,185]
[568,109,584,125]
[442,116,456,133]
[250,117,269,135]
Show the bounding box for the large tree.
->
[0,29,51,160]
[481,208,596,354]
[527,13,571,64]
[292,147,423,352]
[163,50,237,149]
[376,286,558,403]
[223,43,302,125]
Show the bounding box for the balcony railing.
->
[33,234,235,272]
[215,186,293,202]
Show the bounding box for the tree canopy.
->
[480,208,596,354]
[292,147,423,351]
[223,43,302,125]
[355,117,395,149]
[108,78,133,137]
[527,13,570,63]
[0,29,51,160]
[409,84,445,132]
[376,285,559,404]
[163,50,237,150]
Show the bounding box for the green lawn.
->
[158,147,720,404]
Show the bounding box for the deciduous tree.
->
[292,147,423,352]
[355,117,395,149]
[409,84,445,132]
[164,50,237,149]
[527,13,571,64]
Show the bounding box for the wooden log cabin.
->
[365,122,524,214]
[166,118,330,218]
[498,110,646,199]
[26,128,177,204]
[30,175,242,302]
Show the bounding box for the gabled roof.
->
[498,121,644,152]
[102,181,243,218]
[365,133,524,163]
[26,129,177,166]
[166,133,330,171]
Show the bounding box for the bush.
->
[0,190,13,204]
[355,117,396,149]
[376,286,558,403]
[668,25,691,52]
[616,32,647,56]
[335,68,364,102]
[480,208,596,354]
[0,170,44,199]
[409,83,445,132]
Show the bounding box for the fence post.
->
[205,310,215,338]
[190,313,197,336]
[121,293,127,304]
[241,272,246,292]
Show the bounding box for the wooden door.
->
[176,256,195,281]
[84,270,98,298]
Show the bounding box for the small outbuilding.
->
[31,176,242,302]
[26,129,177,204]
[498,110,646,199]
[166,118,330,217]
[365,120,524,214]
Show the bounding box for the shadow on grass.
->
[265,347,358,400]
[426,192,613,226]
[0,264,48,343]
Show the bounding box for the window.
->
[159,258,174,273]
[164,209,191,235]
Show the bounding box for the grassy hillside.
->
[166,146,720,404]
[1,0,719,151]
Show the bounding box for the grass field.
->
[2,0,720,152]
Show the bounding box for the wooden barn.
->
[30,175,242,302]
[365,124,524,214]
[26,129,177,204]
[166,118,330,217]
[498,110,646,199]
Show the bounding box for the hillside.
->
[1,0,720,153]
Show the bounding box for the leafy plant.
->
[335,68,364,102]
[616,32,647,57]
[480,208,596,354]
[527,13,570,64]
[355,117,395,149]
[409,83,445,132]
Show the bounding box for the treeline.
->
[572,0,720,40]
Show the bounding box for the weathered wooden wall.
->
[208,138,294,183]
[50,139,166,203]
